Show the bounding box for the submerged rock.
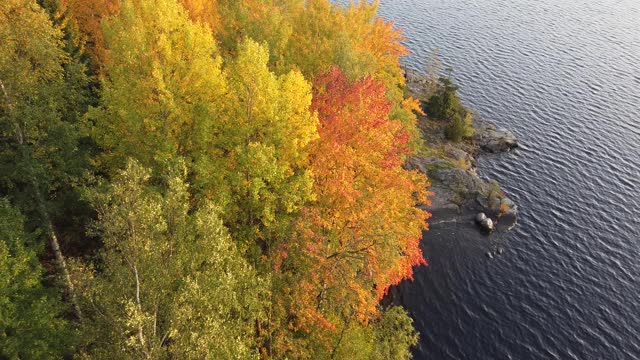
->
[497,197,518,231]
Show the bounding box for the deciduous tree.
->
[89,0,226,173]
[198,39,318,264]
[78,159,267,359]
[179,0,221,34]
[57,0,120,72]
[272,68,430,357]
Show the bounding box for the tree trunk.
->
[32,174,83,321]
[2,78,82,320]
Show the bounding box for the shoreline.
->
[404,68,520,236]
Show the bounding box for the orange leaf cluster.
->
[290,68,431,338]
[179,0,220,34]
[59,0,120,71]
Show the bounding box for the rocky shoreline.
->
[404,69,519,235]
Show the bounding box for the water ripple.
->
[335,0,640,358]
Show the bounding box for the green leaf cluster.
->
[77,159,267,359]
[0,199,72,359]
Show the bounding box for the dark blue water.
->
[337,0,640,358]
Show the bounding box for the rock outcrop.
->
[407,154,518,232]
[403,68,520,235]
[474,118,519,153]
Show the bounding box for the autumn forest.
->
[0,0,433,358]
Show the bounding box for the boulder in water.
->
[480,217,494,231]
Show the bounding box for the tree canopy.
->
[0,0,432,358]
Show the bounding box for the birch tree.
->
[0,0,90,320]
[79,159,267,359]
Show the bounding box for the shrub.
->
[445,112,474,142]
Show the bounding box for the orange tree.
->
[268,68,430,357]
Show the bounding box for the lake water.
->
[337,0,640,358]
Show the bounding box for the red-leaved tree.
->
[275,68,431,352]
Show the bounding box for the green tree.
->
[0,0,91,320]
[371,306,419,360]
[78,159,267,359]
[425,76,463,120]
[0,199,72,359]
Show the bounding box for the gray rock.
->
[473,119,519,153]
[489,197,502,212]
[496,247,504,255]
[476,194,489,210]
[404,69,436,97]
[475,212,487,223]
[486,251,494,259]
[501,197,516,208]
[432,168,486,195]
[480,217,494,231]
[404,156,449,174]
[425,186,460,215]
[501,197,518,216]
[503,206,518,218]
[448,148,471,162]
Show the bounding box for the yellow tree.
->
[91,1,319,267]
[211,0,424,148]
[197,38,318,263]
[89,0,226,173]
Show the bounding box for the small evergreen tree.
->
[425,76,462,120]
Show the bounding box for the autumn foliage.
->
[57,0,120,71]
[1,0,431,358]
[179,0,220,33]
[282,68,430,344]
